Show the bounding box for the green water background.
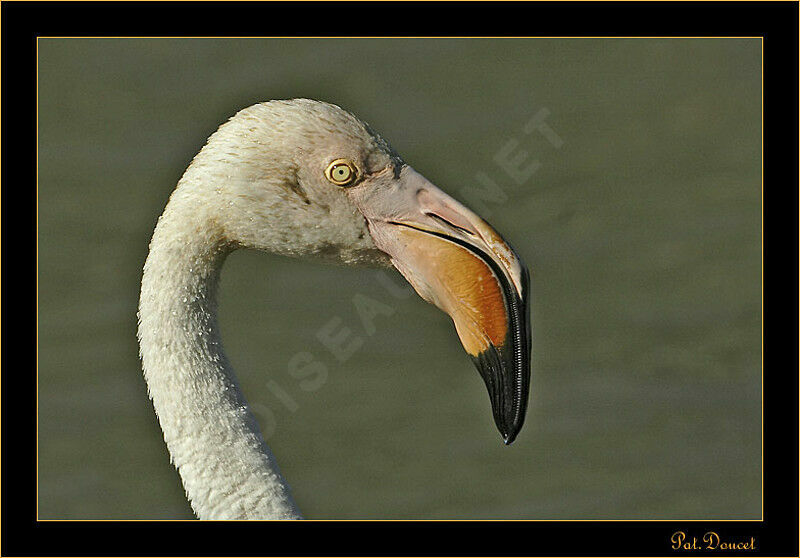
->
[37,38,761,519]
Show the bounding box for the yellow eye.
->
[325,159,358,186]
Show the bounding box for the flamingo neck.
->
[137,194,302,520]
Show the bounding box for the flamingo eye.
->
[325,159,358,186]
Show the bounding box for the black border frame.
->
[4,1,797,556]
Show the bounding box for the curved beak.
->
[351,166,532,444]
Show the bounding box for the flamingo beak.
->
[351,166,532,444]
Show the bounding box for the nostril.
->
[426,212,475,236]
[416,188,480,236]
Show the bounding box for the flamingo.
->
[138,99,531,519]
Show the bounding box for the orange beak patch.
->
[391,227,508,357]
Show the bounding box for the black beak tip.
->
[500,422,521,445]
[472,343,529,448]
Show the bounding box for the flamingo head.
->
[190,99,532,444]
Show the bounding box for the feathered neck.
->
[138,192,302,519]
